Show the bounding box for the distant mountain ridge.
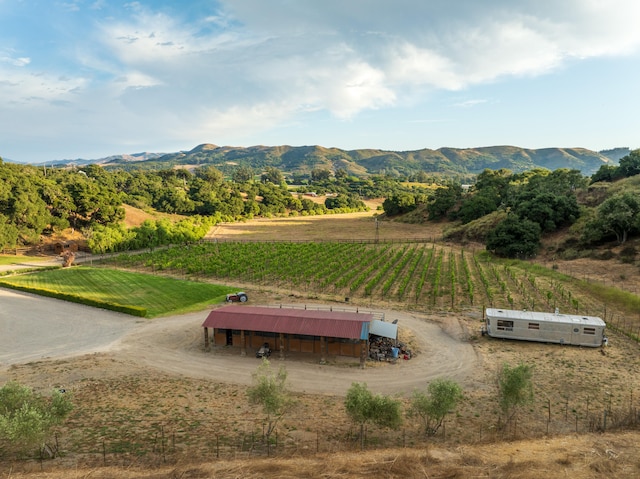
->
[20,145,632,177]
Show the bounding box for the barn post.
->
[319,336,326,364]
[240,330,246,356]
[279,333,285,360]
[359,339,367,369]
[204,327,210,351]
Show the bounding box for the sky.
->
[1,0,639,163]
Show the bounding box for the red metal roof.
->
[202,305,372,340]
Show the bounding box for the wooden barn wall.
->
[212,329,362,357]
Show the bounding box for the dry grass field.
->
[3,208,640,479]
[5,432,640,478]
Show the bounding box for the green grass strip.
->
[498,257,640,315]
[0,255,50,265]
[0,266,236,318]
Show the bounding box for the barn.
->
[202,305,374,366]
[485,308,606,347]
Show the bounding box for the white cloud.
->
[454,99,488,108]
[0,69,86,106]
[4,0,640,160]
[387,43,462,90]
[0,48,31,67]
[320,61,396,118]
[185,0,640,125]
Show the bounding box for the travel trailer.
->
[484,308,606,347]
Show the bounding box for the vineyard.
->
[102,241,639,334]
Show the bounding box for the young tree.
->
[246,359,296,445]
[497,362,534,426]
[344,382,402,449]
[409,378,463,436]
[0,381,73,458]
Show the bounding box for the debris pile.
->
[368,335,412,362]
[60,250,75,268]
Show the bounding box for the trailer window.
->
[497,320,513,331]
[584,327,596,335]
[528,323,540,330]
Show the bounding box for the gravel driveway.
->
[0,288,481,396]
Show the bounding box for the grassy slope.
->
[0,267,235,317]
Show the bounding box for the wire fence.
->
[46,401,640,468]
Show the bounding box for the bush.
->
[0,381,73,458]
[592,250,616,261]
[619,245,637,264]
[486,216,541,258]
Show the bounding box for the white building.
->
[485,308,606,347]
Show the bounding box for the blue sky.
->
[1,0,639,163]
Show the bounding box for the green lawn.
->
[0,255,48,265]
[0,267,236,317]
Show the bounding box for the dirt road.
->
[0,288,481,396]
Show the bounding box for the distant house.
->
[54,241,78,255]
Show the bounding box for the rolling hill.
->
[95,144,627,177]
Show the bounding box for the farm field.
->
[0,267,236,317]
[102,240,640,338]
[2,211,640,478]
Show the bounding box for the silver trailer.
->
[485,308,606,347]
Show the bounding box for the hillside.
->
[93,144,622,177]
[3,205,640,478]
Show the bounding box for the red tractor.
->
[226,291,248,303]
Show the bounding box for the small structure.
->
[54,241,78,255]
[485,308,606,347]
[202,305,372,366]
[369,319,398,341]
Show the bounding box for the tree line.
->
[382,149,640,258]
[248,359,532,450]
[1,161,425,252]
[2,149,639,257]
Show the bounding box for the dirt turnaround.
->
[0,287,481,396]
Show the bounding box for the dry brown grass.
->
[4,432,640,478]
[121,205,186,228]
[5,210,640,478]
[209,206,444,243]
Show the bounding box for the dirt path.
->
[0,288,480,396]
[0,288,142,366]
[113,306,480,395]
